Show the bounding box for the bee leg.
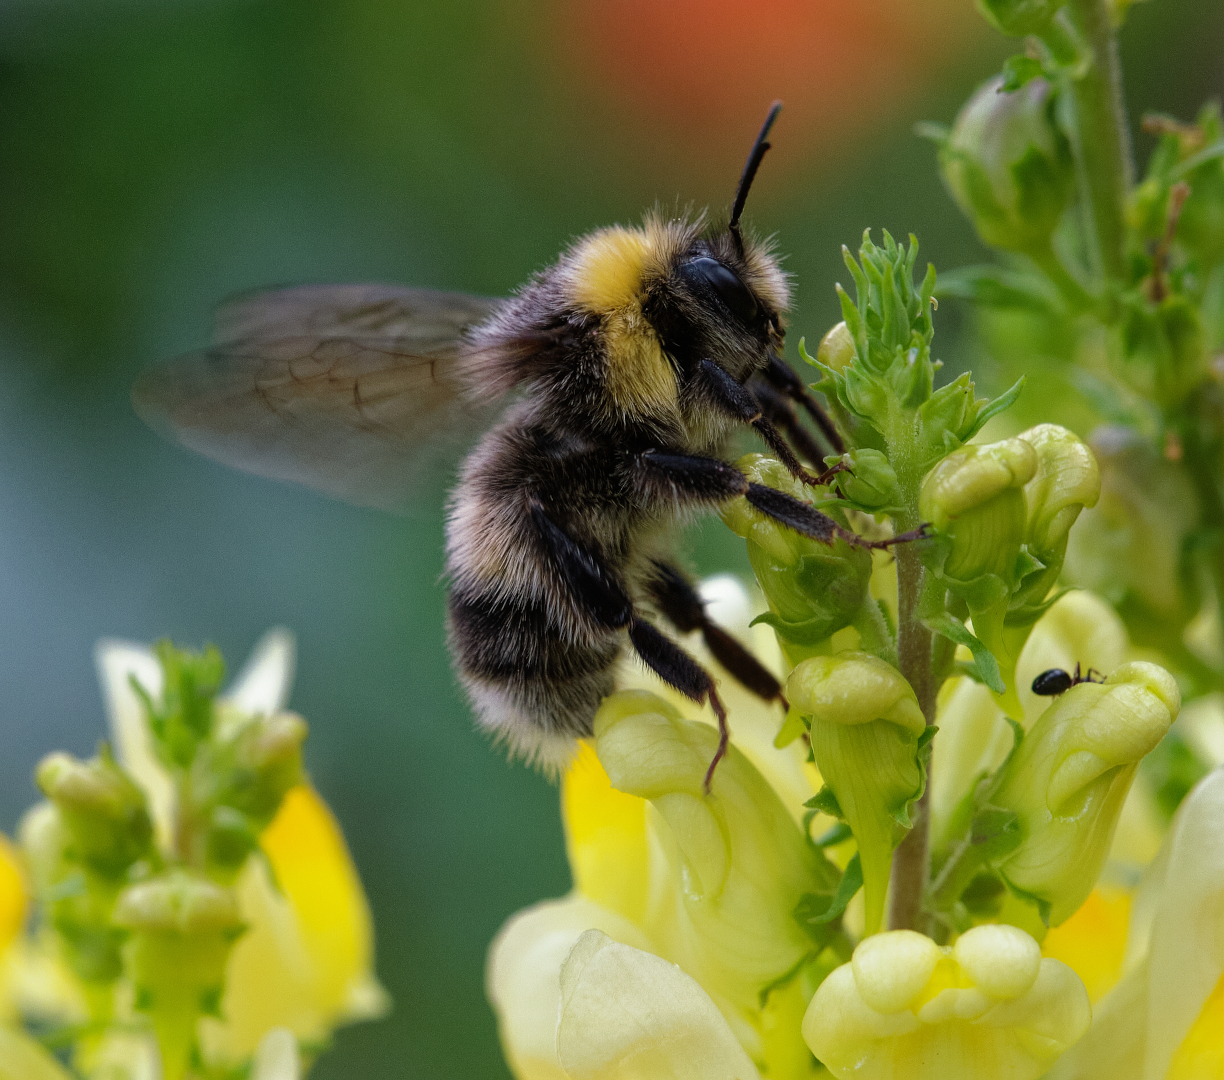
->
[699,360,832,488]
[627,616,730,793]
[761,353,845,456]
[633,448,929,552]
[530,499,732,789]
[645,561,787,709]
[749,377,828,469]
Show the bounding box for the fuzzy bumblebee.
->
[134,105,911,784]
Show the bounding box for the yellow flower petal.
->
[562,742,648,925]
[1041,886,1131,1003]
[1166,969,1224,1080]
[803,925,1091,1080]
[556,930,763,1080]
[199,784,388,1063]
[251,1028,301,1080]
[0,835,26,957]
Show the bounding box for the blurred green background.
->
[0,1,1220,1076]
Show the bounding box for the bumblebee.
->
[135,105,913,785]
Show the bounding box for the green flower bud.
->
[837,448,902,510]
[787,652,927,936]
[920,437,1038,585]
[722,455,872,653]
[36,749,153,878]
[593,690,839,1014]
[991,662,1180,925]
[115,871,244,1080]
[975,0,1064,35]
[816,320,856,373]
[938,76,1074,254]
[1011,424,1100,612]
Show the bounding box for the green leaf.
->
[813,821,853,848]
[922,611,1005,693]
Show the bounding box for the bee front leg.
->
[760,352,845,456]
[698,360,839,487]
[529,499,730,791]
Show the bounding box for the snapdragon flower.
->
[487,579,1130,1080]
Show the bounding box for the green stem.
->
[888,531,935,933]
[1054,0,1133,282]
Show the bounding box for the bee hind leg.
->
[627,615,730,793]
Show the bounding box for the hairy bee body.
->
[133,103,876,782]
[445,216,790,768]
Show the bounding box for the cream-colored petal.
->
[556,931,763,1080]
[1140,768,1224,1079]
[225,628,295,717]
[487,897,652,1080]
[94,639,174,846]
[804,927,1090,1080]
[251,1028,301,1080]
[0,1025,74,1080]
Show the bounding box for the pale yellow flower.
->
[94,629,388,1069]
[487,579,1107,1080]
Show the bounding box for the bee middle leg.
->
[529,499,731,791]
[644,561,787,709]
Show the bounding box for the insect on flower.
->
[1031,663,1105,697]
[133,104,925,788]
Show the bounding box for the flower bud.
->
[115,871,244,1080]
[920,438,1038,585]
[787,653,926,936]
[938,76,1074,254]
[837,448,902,510]
[1010,424,1101,613]
[816,321,856,374]
[991,662,1180,925]
[592,691,838,1014]
[36,750,153,878]
[802,924,1090,1080]
[722,455,872,652]
[226,712,309,820]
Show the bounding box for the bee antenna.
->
[729,101,783,257]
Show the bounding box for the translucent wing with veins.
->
[133,284,506,511]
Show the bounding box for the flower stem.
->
[888,534,935,933]
[1056,0,1133,282]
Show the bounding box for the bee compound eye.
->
[682,257,760,326]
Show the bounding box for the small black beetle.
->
[1031,662,1103,697]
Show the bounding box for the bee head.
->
[467,105,790,432]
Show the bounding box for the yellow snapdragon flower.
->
[92,629,388,1070]
[489,579,1175,1080]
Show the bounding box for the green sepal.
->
[794,853,863,934]
[922,611,1005,693]
[1001,54,1045,91]
[962,376,1026,442]
[1004,585,1075,628]
[804,786,844,819]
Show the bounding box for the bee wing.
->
[133,285,506,511]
